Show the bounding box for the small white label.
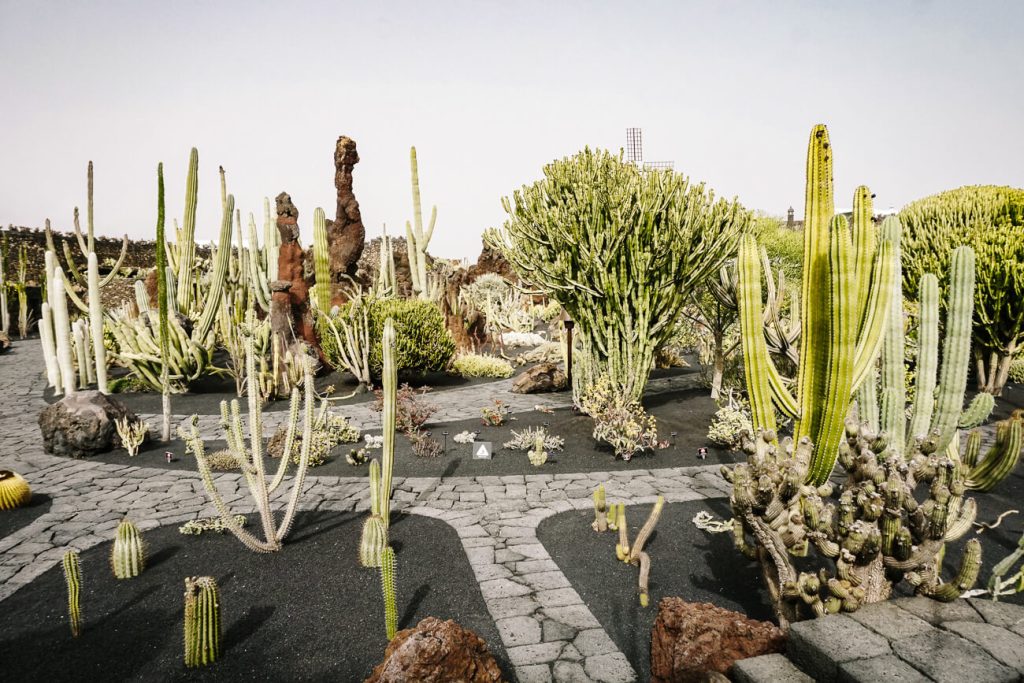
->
[473,442,493,459]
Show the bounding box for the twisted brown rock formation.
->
[326,136,365,282]
[274,192,316,348]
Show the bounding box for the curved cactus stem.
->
[959,393,994,430]
[629,496,664,563]
[62,550,83,637]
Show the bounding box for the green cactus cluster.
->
[62,550,82,638]
[184,576,221,668]
[591,487,663,607]
[111,517,146,579]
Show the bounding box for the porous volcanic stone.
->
[512,363,567,394]
[38,390,137,458]
[364,616,503,683]
[649,597,786,683]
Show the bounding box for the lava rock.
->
[650,597,786,683]
[511,362,567,394]
[0,331,10,353]
[364,617,503,683]
[38,390,138,458]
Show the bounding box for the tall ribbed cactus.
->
[245,198,278,313]
[62,550,82,637]
[175,148,199,312]
[184,576,221,668]
[0,232,8,335]
[380,546,398,640]
[591,484,607,532]
[156,164,172,441]
[406,147,436,299]
[111,517,146,579]
[359,319,398,565]
[312,207,331,312]
[377,226,396,295]
[737,125,894,485]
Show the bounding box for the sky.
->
[1,1,1022,259]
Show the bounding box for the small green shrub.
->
[367,298,455,376]
[453,353,515,378]
[707,394,752,450]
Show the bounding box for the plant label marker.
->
[473,442,493,459]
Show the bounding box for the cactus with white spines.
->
[62,550,83,637]
[406,147,436,299]
[184,576,221,667]
[111,517,146,579]
[380,546,398,640]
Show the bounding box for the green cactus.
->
[406,147,436,299]
[360,515,388,568]
[312,207,331,313]
[0,470,31,510]
[62,550,82,637]
[184,576,221,668]
[527,432,548,466]
[592,485,607,532]
[176,148,199,312]
[379,545,398,640]
[111,517,146,579]
[963,414,1023,491]
[615,506,629,561]
[628,496,664,564]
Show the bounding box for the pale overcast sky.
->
[1,1,1022,258]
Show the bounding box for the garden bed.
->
[0,510,511,681]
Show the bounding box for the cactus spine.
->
[62,550,82,637]
[312,207,331,312]
[380,545,398,640]
[111,517,146,579]
[737,125,894,484]
[406,147,436,299]
[184,576,221,667]
[0,470,31,509]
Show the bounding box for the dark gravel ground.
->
[73,380,739,479]
[0,510,511,682]
[538,498,773,683]
[0,492,53,539]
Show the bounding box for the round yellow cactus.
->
[0,470,31,510]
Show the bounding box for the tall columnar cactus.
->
[377,226,396,295]
[62,550,82,637]
[0,470,31,510]
[379,545,398,640]
[51,265,76,396]
[312,207,331,312]
[184,576,221,668]
[360,514,388,568]
[245,198,278,313]
[406,147,436,299]
[180,332,315,553]
[359,319,398,564]
[86,252,108,393]
[156,164,172,441]
[0,231,8,335]
[175,148,199,312]
[111,517,146,579]
[737,126,894,485]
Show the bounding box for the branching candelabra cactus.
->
[62,550,83,637]
[184,576,221,667]
[111,517,146,579]
[406,147,436,299]
[180,332,314,553]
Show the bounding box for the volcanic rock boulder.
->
[512,363,567,393]
[650,598,786,683]
[364,617,503,683]
[0,331,10,353]
[326,136,366,285]
[38,390,139,458]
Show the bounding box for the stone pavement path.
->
[0,341,728,682]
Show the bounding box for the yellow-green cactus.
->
[0,470,31,510]
[184,576,221,667]
[111,517,146,579]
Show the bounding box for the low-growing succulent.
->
[347,448,369,465]
[0,470,31,510]
[503,427,564,452]
[364,434,384,449]
[581,375,657,460]
[452,353,515,379]
[410,432,443,458]
[114,416,149,457]
[481,399,512,426]
[179,515,248,536]
[527,432,547,466]
[453,430,477,444]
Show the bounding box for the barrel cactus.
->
[111,517,146,579]
[0,470,31,510]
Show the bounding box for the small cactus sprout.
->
[360,515,388,568]
[62,550,83,637]
[592,485,608,532]
[111,517,146,579]
[114,417,148,457]
[527,432,548,467]
[184,576,221,668]
[380,546,398,640]
[615,506,629,561]
[0,470,31,510]
[607,502,620,531]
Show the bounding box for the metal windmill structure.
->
[625,127,673,170]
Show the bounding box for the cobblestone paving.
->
[0,342,727,682]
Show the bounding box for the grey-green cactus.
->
[360,515,388,568]
[380,546,398,640]
[62,550,82,637]
[111,517,146,579]
[312,207,331,313]
[184,576,221,667]
[406,147,436,299]
[592,485,607,532]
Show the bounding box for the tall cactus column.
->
[406,146,437,299]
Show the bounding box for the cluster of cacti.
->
[503,427,564,453]
[959,411,1023,491]
[179,330,315,552]
[488,148,749,404]
[592,487,664,607]
[726,124,996,627]
[62,550,83,637]
[0,470,31,509]
[114,416,148,456]
[366,297,455,376]
[111,517,146,579]
[376,226,396,295]
[452,352,515,379]
[184,576,221,668]
[900,185,1024,395]
[406,147,437,299]
[318,290,373,388]
[3,238,32,339]
[527,432,548,466]
[245,198,279,313]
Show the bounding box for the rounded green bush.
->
[367,298,455,376]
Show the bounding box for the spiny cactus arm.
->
[738,235,782,433]
[360,515,388,568]
[51,267,77,395]
[380,546,398,640]
[850,239,894,391]
[274,358,315,544]
[312,207,331,313]
[944,498,977,541]
[628,496,664,562]
[592,484,608,532]
[380,319,397,527]
[246,213,271,312]
[806,219,858,486]
[176,148,199,312]
[959,393,994,430]
[192,194,235,344]
[929,247,977,453]
[87,253,108,393]
[916,539,982,602]
[616,506,630,561]
[267,387,300,493]
[242,332,279,549]
[637,551,652,607]
[369,458,382,517]
[962,429,983,468]
[62,550,83,637]
[851,186,876,319]
[183,576,221,668]
[182,418,277,552]
[964,419,1022,491]
[98,235,130,287]
[907,275,940,442]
